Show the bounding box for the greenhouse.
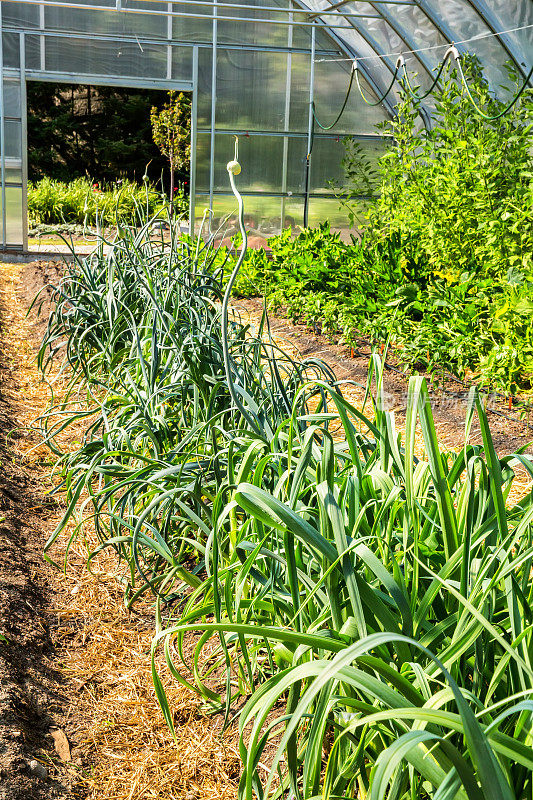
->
[0,3,533,800]
[0,0,531,249]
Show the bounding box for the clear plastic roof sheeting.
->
[299,0,532,104]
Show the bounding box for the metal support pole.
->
[20,33,28,252]
[208,0,217,232]
[280,1,293,232]
[39,3,45,71]
[303,22,315,228]
[0,7,6,250]
[189,45,198,234]
[166,1,172,80]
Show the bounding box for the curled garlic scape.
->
[227,135,241,175]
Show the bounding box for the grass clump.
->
[28,175,187,227]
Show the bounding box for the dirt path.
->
[0,260,240,800]
[0,262,83,799]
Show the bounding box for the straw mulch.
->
[0,261,239,800]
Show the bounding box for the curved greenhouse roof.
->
[0,0,531,249]
[300,0,532,102]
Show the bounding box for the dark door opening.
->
[26,81,191,246]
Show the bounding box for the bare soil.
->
[0,262,84,799]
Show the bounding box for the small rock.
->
[29,760,48,780]
[50,727,71,762]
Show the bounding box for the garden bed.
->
[0,255,532,799]
[0,260,239,800]
[236,297,533,454]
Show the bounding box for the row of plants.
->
[234,59,533,396]
[36,190,533,798]
[28,175,187,227]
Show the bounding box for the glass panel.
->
[381,1,448,79]
[309,135,347,195]
[422,0,514,91]
[313,58,390,135]
[196,132,285,193]
[307,196,350,234]
[291,12,343,52]
[487,0,533,66]
[289,53,310,134]
[1,163,22,184]
[3,121,22,160]
[204,193,285,239]
[172,3,213,44]
[342,2,437,90]
[215,49,288,131]
[23,34,41,71]
[1,2,40,29]
[3,81,21,118]
[197,47,212,128]
[217,0,289,48]
[291,14,316,51]
[303,11,402,107]
[45,0,167,40]
[1,186,24,246]
[194,192,305,237]
[286,137,307,195]
[2,31,20,68]
[310,134,388,195]
[171,45,193,81]
[283,196,304,232]
[44,37,168,79]
[195,130,211,194]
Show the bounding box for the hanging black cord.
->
[354,58,402,106]
[455,56,533,120]
[304,63,357,227]
[311,64,356,131]
[305,60,400,226]
[399,45,459,101]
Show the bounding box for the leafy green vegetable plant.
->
[242,58,533,396]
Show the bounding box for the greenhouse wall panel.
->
[0,0,531,249]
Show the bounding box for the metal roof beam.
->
[365,1,442,84]
[294,0,399,115]
[413,0,466,55]
[307,0,416,19]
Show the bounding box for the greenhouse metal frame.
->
[0,0,531,250]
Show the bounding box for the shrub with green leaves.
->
[238,59,533,395]
[368,58,532,280]
[28,175,187,226]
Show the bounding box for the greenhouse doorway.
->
[25,79,192,254]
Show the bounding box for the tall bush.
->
[366,58,532,279]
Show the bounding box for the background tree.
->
[150,91,191,213]
[27,83,191,185]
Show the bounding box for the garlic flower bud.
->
[227,159,241,175]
